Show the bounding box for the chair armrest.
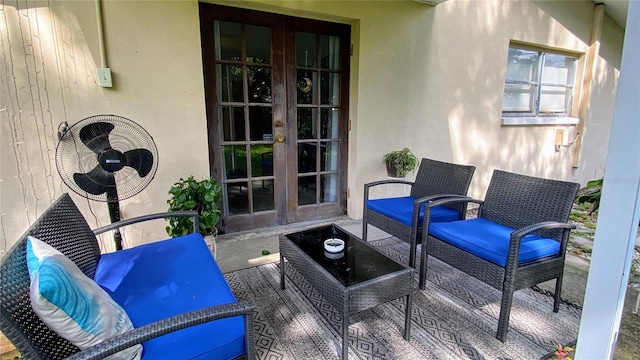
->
[92,211,199,235]
[511,221,577,240]
[65,300,255,360]
[423,196,481,209]
[413,195,473,224]
[420,196,479,239]
[504,221,577,274]
[363,179,414,200]
[414,194,473,206]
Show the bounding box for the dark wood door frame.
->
[199,3,350,232]
[284,17,351,223]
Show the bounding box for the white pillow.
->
[26,236,142,360]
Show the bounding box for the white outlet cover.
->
[97,68,113,87]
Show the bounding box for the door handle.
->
[275,135,285,143]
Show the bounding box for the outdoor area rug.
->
[223,237,581,359]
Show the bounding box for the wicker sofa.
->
[0,193,256,359]
[362,158,476,268]
[420,170,580,341]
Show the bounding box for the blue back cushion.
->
[367,196,461,227]
[94,233,245,360]
[429,218,561,267]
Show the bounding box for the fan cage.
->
[55,115,159,202]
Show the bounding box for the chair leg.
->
[408,236,417,269]
[362,219,368,242]
[497,288,515,342]
[418,241,428,290]
[553,276,563,312]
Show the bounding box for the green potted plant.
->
[166,175,222,256]
[383,148,419,178]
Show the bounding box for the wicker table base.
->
[279,224,413,360]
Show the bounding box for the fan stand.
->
[107,188,123,250]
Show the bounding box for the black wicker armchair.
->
[362,158,476,267]
[420,170,580,341]
[0,193,256,359]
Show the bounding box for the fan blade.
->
[73,166,115,195]
[79,122,115,154]
[123,148,154,177]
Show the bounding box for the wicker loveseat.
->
[419,170,580,341]
[0,193,256,359]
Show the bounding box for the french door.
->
[199,4,350,233]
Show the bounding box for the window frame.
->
[501,44,581,126]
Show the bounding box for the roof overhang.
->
[412,0,627,29]
[411,0,449,6]
[598,0,628,28]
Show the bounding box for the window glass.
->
[220,106,246,141]
[502,46,577,118]
[215,21,241,61]
[296,32,317,68]
[246,25,271,64]
[505,49,539,83]
[320,35,340,70]
[217,64,243,102]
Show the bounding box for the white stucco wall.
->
[227,0,623,216]
[0,0,624,256]
[1,0,209,254]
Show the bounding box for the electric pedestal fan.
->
[55,115,158,250]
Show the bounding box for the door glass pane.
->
[249,107,273,141]
[298,176,316,205]
[253,180,274,212]
[320,141,339,171]
[296,32,316,67]
[320,174,338,203]
[217,64,244,102]
[503,83,536,112]
[253,144,273,177]
[227,182,248,215]
[215,21,241,61]
[246,25,271,64]
[506,48,539,82]
[297,70,316,104]
[221,106,245,141]
[297,108,316,139]
[320,108,338,139]
[248,66,272,103]
[321,72,339,105]
[298,143,317,173]
[224,145,247,179]
[320,35,340,70]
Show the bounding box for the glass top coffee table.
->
[279,224,413,360]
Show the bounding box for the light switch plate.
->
[97,68,113,87]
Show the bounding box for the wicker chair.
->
[0,193,256,359]
[362,158,476,267]
[420,170,580,341]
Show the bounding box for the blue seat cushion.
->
[94,233,245,360]
[367,196,461,227]
[428,218,561,267]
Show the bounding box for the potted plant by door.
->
[383,148,419,178]
[166,175,222,257]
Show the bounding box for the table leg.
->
[342,297,349,360]
[403,289,413,340]
[342,314,349,359]
[280,254,285,290]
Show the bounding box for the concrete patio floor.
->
[216,217,640,360]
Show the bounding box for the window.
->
[502,45,579,125]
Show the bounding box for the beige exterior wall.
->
[0,0,624,256]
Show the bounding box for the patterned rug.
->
[224,237,581,360]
